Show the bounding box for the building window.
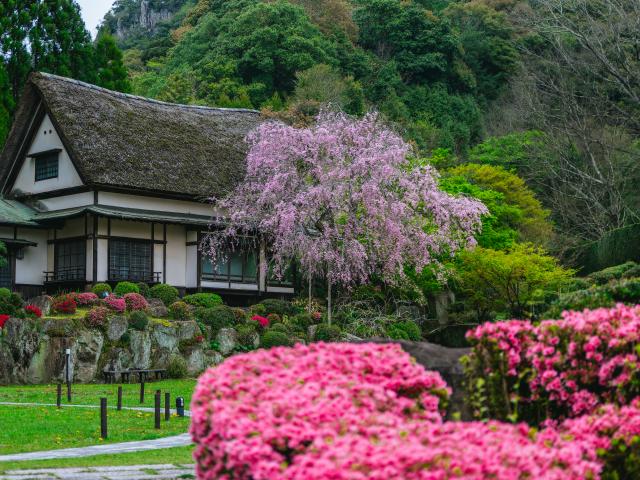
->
[55,239,86,281]
[109,239,152,282]
[201,247,258,284]
[34,152,59,181]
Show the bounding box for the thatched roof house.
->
[0,73,293,302]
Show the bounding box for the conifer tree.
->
[94,33,131,93]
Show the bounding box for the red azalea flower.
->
[0,314,10,329]
[252,315,269,327]
[25,305,42,318]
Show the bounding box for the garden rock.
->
[205,350,224,367]
[185,347,206,375]
[102,347,132,373]
[27,295,53,316]
[0,345,14,384]
[130,330,151,369]
[74,330,104,383]
[151,323,178,351]
[106,315,128,341]
[308,324,318,341]
[215,328,237,356]
[175,321,198,340]
[358,339,471,420]
[4,318,40,379]
[147,298,168,317]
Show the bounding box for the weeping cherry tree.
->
[207,112,487,323]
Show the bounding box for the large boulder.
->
[175,321,198,340]
[130,330,152,369]
[106,315,128,341]
[147,298,168,318]
[27,336,71,384]
[0,344,15,385]
[3,318,41,381]
[102,347,132,373]
[27,295,53,316]
[185,347,206,375]
[215,328,237,356]
[74,330,104,383]
[151,323,179,351]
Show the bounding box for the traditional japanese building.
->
[0,72,294,301]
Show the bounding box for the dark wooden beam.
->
[92,215,98,283]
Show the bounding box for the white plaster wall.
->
[186,244,197,288]
[39,192,93,211]
[14,228,48,285]
[11,115,84,195]
[109,219,153,239]
[97,191,215,217]
[165,224,186,287]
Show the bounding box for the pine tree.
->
[0,63,14,147]
[94,33,131,93]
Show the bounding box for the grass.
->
[0,405,191,454]
[0,446,195,472]
[0,379,198,409]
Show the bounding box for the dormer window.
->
[32,149,61,181]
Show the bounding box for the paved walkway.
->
[0,464,196,480]
[0,402,192,462]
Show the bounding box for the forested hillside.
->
[0,0,638,268]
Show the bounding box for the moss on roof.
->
[1,72,263,199]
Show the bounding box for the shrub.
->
[169,301,192,320]
[251,315,269,328]
[260,330,291,348]
[74,292,99,307]
[589,261,637,285]
[290,313,313,330]
[167,355,188,379]
[386,323,410,340]
[114,281,140,296]
[136,282,150,298]
[24,305,42,318]
[84,307,110,329]
[123,293,149,312]
[314,323,341,342]
[128,310,149,331]
[183,293,223,309]
[104,296,126,313]
[269,322,289,334]
[465,304,640,424]
[248,303,267,316]
[0,290,23,316]
[198,306,235,332]
[190,343,452,479]
[231,307,247,322]
[179,337,202,353]
[52,294,77,315]
[92,283,112,298]
[149,284,179,306]
[258,298,296,316]
[266,313,281,324]
[396,320,422,341]
[236,323,258,348]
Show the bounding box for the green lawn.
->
[0,379,198,409]
[0,446,195,473]
[0,405,191,454]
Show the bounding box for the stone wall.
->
[0,317,223,385]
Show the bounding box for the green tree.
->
[456,244,574,320]
[94,33,131,92]
[0,63,14,147]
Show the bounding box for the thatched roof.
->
[0,72,263,199]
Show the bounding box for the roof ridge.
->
[34,72,261,115]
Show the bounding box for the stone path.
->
[0,464,196,480]
[0,402,192,462]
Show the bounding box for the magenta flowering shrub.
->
[103,295,126,313]
[74,292,99,307]
[123,293,149,312]
[191,343,451,479]
[84,307,110,329]
[465,304,640,423]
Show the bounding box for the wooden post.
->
[164,392,170,421]
[154,390,161,429]
[100,397,108,439]
[117,386,123,411]
[140,378,145,404]
[56,383,62,408]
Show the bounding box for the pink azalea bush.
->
[123,292,149,312]
[191,342,608,479]
[103,295,126,313]
[465,304,640,422]
[84,306,110,329]
[191,343,451,479]
[73,292,99,307]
